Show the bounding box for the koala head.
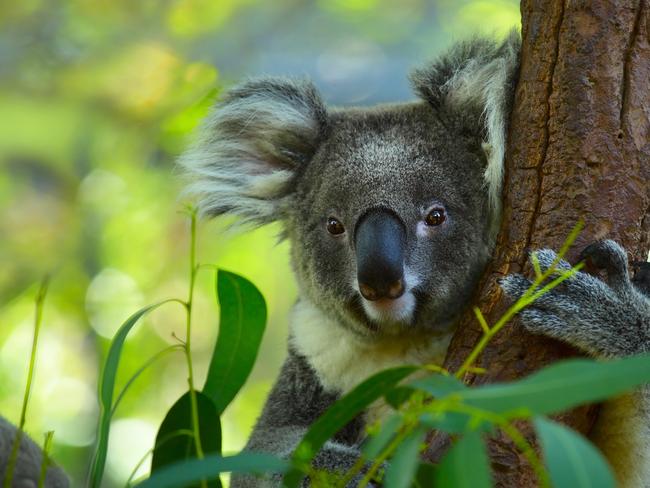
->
[182,34,519,339]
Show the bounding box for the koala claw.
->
[579,240,631,289]
[632,261,650,295]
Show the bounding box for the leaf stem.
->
[184,208,207,488]
[38,431,54,488]
[4,276,49,488]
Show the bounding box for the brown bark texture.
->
[424,0,650,486]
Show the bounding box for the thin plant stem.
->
[111,345,184,416]
[4,276,49,488]
[38,431,54,488]
[184,208,207,488]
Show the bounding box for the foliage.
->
[100,221,650,487]
[8,217,650,488]
[150,390,222,488]
[86,210,268,487]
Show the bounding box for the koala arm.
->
[0,417,69,488]
[500,240,650,487]
[500,240,650,359]
[231,350,377,488]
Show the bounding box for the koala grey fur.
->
[0,417,68,488]
[180,31,650,487]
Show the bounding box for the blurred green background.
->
[0,0,519,485]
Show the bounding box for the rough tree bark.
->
[424,0,650,486]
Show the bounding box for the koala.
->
[0,416,69,488]
[180,32,650,487]
[182,34,519,486]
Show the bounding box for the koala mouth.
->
[362,292,417,324]
[347,290,423,332]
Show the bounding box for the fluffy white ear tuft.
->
[410,31,520,221]
[179,77,328,227]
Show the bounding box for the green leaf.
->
[419,411,493,434]
[203,270,267,414]
[283,366,417,488]
[384,426,427,488]
[414,462,437,488]
[534,417,615,488]
[384,386,416,409]
[459,354,650,416]
[409,373,466,397]
[151,390,222,488]
[135,453,289,488]
[362,414,403,459]
[435,431,492,488]
[89,299,180,488]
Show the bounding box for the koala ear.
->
[180,77,328,226]
[410,31,520,215]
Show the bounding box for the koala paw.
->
[580,240,630,288]
[499,241,650,358]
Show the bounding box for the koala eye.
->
[326,217,345,235]
[424,207,446,226]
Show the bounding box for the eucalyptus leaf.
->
[414,462,438,488]
[88,299,181,488]
[203,270,267,414]
[534,417,615,488]
[460,354,650,416]
[419,411,493,434]
[409,373,466,397]
[384,386,416,409]
[151,390,222,488]
[435,430,492,488]
[136,453,289,488]
[384,426,427,488]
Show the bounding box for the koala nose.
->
[355,208,406,301]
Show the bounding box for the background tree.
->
[424,0,650,485]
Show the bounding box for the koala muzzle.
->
[355,209,406,301]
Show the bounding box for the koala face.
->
[288,104,493,337]
[181,34,519,340]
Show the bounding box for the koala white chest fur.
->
[290,299,452,426]
[290,299,452,394]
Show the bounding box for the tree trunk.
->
[424,0,650,485]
